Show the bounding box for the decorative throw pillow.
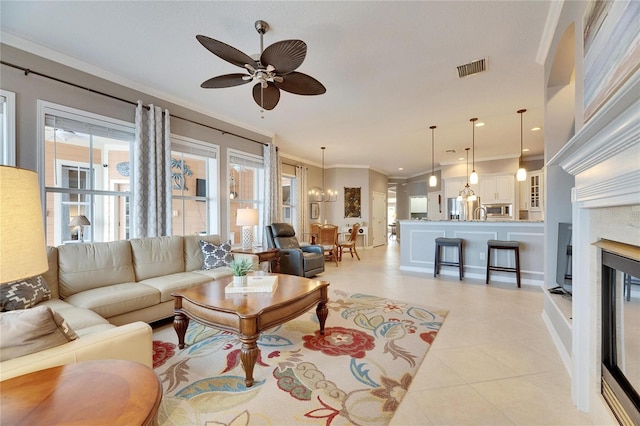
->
[0,275,52,312]
[200,239,233,270]
[0,305,78,362]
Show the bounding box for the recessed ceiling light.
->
[458,157,465,161]
[523,148,530,152]
[531,127,541,131]
[398,167,404,171]
[475,122,485,127]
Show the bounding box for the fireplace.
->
[598,240,640,425]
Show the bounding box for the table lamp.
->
[236,208,258,250]
[0,166,48,284]
[69,215,91,242]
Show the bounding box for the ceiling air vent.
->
[457,57,487,78]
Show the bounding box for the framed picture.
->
[310,202,320,219]
[344,187,361,218]
[583,0,640,121]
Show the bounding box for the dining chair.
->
[339,223,361,261]
[318,225,339,266]
[310,222,322,245]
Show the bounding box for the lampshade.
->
[69,215,91,227]
[236,208,259,226]
[0,166,48,283]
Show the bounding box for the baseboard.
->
[541,309,572,374]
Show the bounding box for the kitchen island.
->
[399,220,544,285]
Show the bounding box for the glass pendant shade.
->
[429,174,437,187]
[516,167,527,182]
[469,170,478,185]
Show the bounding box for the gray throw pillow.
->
[200,239,233,270]
[0,305,78,362]
[0,275,52,312]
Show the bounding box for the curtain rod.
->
[1,60,268,146]
[282,161,307,169]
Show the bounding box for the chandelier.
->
[457,147,477,201]
[309,146,337,202]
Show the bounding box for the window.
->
[0,89,16,166]
[39,101,134,246]
[228,150,264,246]
[171,135,219,236]
[282,176,292,224]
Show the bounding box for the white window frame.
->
[228,148,265,246]
[0,89,16,166]
[37,100,135,245]
[171,134,220,235]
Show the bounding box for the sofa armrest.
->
[301,245,323,254]
[0,322,153,381]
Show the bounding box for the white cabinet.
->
[478,174,514,204]
[519,169,544,219]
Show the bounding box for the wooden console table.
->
[0,359,162,425]
[232,246,280,273]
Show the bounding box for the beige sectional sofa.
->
[0,234,257,381]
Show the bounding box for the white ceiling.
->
[0,1,551,178]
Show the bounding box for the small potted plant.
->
[229,258,255,286]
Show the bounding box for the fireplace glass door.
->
[601,248,640,425]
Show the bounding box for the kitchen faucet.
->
[474,206,487,221]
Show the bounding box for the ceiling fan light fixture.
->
[196,20,326,111]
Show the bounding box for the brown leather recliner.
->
[265,223,325,277]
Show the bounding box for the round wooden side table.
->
[0,359,162,425]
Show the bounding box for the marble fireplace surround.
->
[549,70,639,419]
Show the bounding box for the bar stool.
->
[486,240,521,288]
[434,237,464,280]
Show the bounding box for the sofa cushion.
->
[200,239,233,270]
[184,234,222,271]
[0,305,78,362]
[63,282,160,319]
[0,276,51,311]
[40,299,111,331]
[130,236,185,281]
[138,272,212,303]
[192,267,235,281]
[58,241,135,298]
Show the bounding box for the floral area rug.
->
[152,289,448,426]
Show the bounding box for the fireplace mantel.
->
[545,69,639,417]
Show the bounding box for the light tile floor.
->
[318,241,600,425]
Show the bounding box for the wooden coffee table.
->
[0,359,162,425]
[172,273,329,387]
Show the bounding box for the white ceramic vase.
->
[233,275,247,287]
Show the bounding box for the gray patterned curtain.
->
[262,143,280,242]
[133,101,171,237]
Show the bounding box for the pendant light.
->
[429,125,437,187]
[516,109,527,182]
[321,146,337,202]
[457,147,477,201]
[469,117,478,184]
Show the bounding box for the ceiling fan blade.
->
[261,40,307,75]
[201,74,251,88]
[252,82,280,110]
[196,35,258,69]
[275,71,326,95]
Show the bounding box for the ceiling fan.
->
[196,20,326,111]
